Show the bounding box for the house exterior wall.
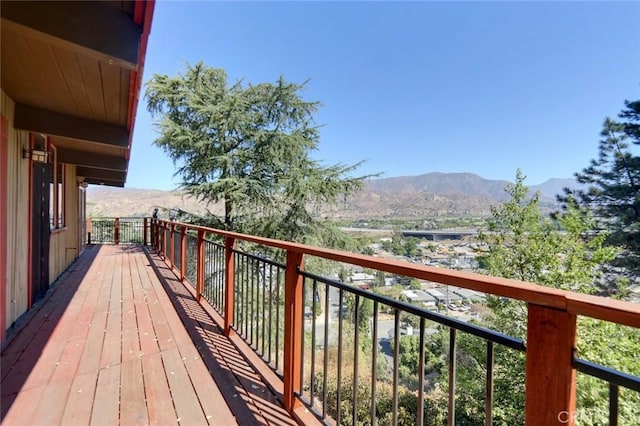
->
[1,89,83,344]
[49,164,81,282]
[1,102,7,340]
[1,90,30,337]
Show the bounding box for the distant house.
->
[351,272,375,283]
[451,287,486,302]
[426,289,446,301]
[426,288,464,304]
[402,289,437,308]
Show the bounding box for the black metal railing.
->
[296,270,526,425]
[232,250,286,375]
[574,358,640,426]
[185,232,198,287]
[87,217,148,245]
[203,239,226,314]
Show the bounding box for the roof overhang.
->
[1,0,155,187]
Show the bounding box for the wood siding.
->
[1,109,7,340]
[49,165,80,282]
[1,90,82,342]
[1,90,30,333]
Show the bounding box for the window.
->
[48,144,65,230]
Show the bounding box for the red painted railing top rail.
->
[156,219,639,328]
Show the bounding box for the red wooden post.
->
[143,218,148,246]
[224,236,236,337]
[114,218,120,245]
[196,229,205,302]
[283,250,304,412]
[525,304,577,426]
[180,226,187,281]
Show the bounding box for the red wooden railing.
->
[147,219,639,426]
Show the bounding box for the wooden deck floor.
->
[1,245,300,426]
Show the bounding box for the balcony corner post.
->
[143,218,148,246]
[283,250,304,413]
[525,303,577,426]
[114,218,120,245]
[224,236,236,337]
[196,229,205,302]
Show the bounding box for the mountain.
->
[364,172,513,201]
[364,173,582,202]
[529,177,581,200]
[86,172,581,219]
[86,187,217,218]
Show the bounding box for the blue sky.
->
[126,1,640,191]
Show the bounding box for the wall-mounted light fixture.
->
[23,148,48,163]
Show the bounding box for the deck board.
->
[141,352,177,426]
[1,245,305,426]
[59,371,98,425]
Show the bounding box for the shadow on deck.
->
[1,245,305,426]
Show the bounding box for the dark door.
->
[31,162,51,304]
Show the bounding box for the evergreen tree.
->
[561,100,640,269]
[465,170,620,424]
[145,62,371,245]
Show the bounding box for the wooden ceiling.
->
[1,1,154,187]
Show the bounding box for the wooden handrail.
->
[151,220,640,328]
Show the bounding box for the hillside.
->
[366,172,513,201]
[86,187,220,218]
[86,173,580,219]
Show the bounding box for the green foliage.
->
[361,246,375,256]
[575,319,640,423]
[398,334,445,390]
[145,62,372,246]
[381,233,422,257]
[321,373,448,426]
[344,293,374,334]
[561,100,640,270]
[409,278,422,290]
[468,170,634,424]
[375,284,405,307]
[479,170,615,295]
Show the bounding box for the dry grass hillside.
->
[86,172,572,220]
[86,187,222,218]
[86,185,496,220]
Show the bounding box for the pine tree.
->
[561,100,640,269]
